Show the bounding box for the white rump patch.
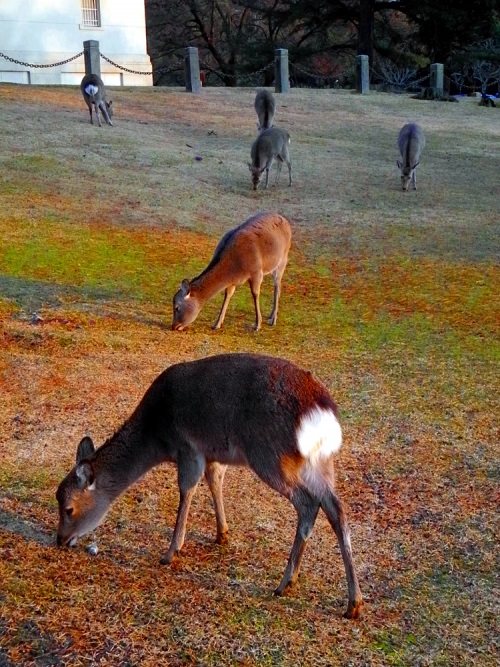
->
[85,84,99,96]
[297,407,342,461]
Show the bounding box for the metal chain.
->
[199,58,273,83]
[0,50,84,68]
[370,65,430,87]
[443,74,488,92]
[100,53,152,75]
[289,61,343,83]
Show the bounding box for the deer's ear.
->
[76,436,95,464]
[75,461,94,490]
[180,279,191,296]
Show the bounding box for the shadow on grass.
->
[0,509,53,546]
[0,275,170,330]
[0,274,126,313]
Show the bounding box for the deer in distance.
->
[397,122,425,191]
[55,352,363,619]
[254,89,276,131]
[171,211,291,332]
[80,73,113,127]
[249,127,292,190]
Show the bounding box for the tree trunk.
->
[358,0,375,65]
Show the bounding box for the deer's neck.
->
[94,412,167,499]
[192,264,230,302]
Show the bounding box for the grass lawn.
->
[0,82,498,666]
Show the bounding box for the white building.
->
[0,0,152,86]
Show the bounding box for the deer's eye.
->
[65,507,74,517]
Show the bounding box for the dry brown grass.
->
[0,83,498,666]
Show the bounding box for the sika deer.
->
[255,90,276,131]
[81,74,113,127]
[172,212,291,331]
[249,127,292,190]
[55,352,363,619]
[397,123,425,190]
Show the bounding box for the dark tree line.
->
[145,0,499,86]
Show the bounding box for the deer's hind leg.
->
[274,157,283,186]
[320,490,363,619]
[275,487,320,595]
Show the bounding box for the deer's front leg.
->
[160,451,205,565]
[204,462,229,544]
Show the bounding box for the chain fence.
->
[1,48,496,94]
[100,53,151,76]
[0,50,153,77]
[443,74,491,93]
[289,62,345,87]
[0,51,84,68]
[199,59,274,86]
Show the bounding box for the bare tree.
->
[375,58,418,91]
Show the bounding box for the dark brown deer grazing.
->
[255,89,276,131]
[80,74,113,127]
[172,212,292,331]
[56,353,363,619]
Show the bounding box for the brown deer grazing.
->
[172,211,291,331]
[255,89,276,131]
[80,74,113,127]
[249,127,292,190]
[397,123,425,191]
[56,353,363,619]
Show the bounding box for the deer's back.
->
[139,353,335,456]
[205,212,291,280]
[398,123,425,161]
[251,128,290,162]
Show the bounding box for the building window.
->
[81,0,101,28]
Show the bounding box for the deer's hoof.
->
[274,580,293,597]
[343,599,363,620]
[159,551,179,566]
[216,534,229,546]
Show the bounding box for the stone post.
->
[356,54,369,94]
[430,63,444,97]
[83,40,101,77]
[184,47,201,93]
[275,49,289,93]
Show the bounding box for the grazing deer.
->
[80,74,113,127]
[255,90,276,131]
[397,123,425,191]
[56,353,363,619]
[249,127,292,190]
[172,211,291,331]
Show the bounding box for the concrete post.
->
[275,49,290,93]
[356,55,370,94]
[83,40,101,77]
[430,63,444,97]
[184,47,201,93]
